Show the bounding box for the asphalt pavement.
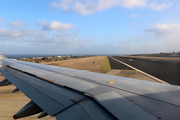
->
[108,57,133,70]
[108,56,180,85]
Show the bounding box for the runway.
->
[108,56,180,85]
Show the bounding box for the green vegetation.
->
[131,51,180,57]
[18,55,90,63]
[101,56,111,73]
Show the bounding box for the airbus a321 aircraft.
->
[0,54,180,120]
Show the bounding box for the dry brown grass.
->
[0,67,5,81]
[43,56,110,73]
[0,73,5,81]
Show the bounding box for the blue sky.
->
[0,0,180,54]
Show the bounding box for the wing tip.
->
[13,115,18,119]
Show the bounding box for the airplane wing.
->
[0,54,180,120]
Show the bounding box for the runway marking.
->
[151,59,158,61]
[115,70,139,78]
[109,56,169,84]
[128,59,133,61]
[0,95,25,99]
[131,70,139,78]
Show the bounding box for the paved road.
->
[108,56,180,85]
[108,57,133,70]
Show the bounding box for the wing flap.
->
[94,91,156,120]
[55,99,116,120]
[117,90,180,120]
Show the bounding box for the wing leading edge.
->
[0,56,180,120]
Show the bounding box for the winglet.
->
[13,115,18,119]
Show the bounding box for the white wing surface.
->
[0,55,180,120]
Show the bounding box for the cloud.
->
[120,39,128,43]
[0,17,5,25]
[178,4,180,7]
[0,28,25,42]
[0,27,85,47]
[24,27,40,36]
[0,19,81,46]
[148,1,173,10]
[0,28,23,37]
[51,0,173,15]
[130,37,144,40]
[8,20,26,28]
[51,0,147,15]
[0,27,42,42]
[145,23,180,40]
[25,32,79,43]
[42,21,76,31]
[0,27,41,38]
[120,37,144,43]
[106,33,115,37]
[24,32,87,48]
[120,0,147,8]
[35,20,48,26]
[130,14,139,18]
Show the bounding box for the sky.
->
[0,0,180,55]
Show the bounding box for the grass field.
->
[44,56,111,73]
[101,56,111,73]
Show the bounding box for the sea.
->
[3,54,69,59]
[3,54,125,59]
